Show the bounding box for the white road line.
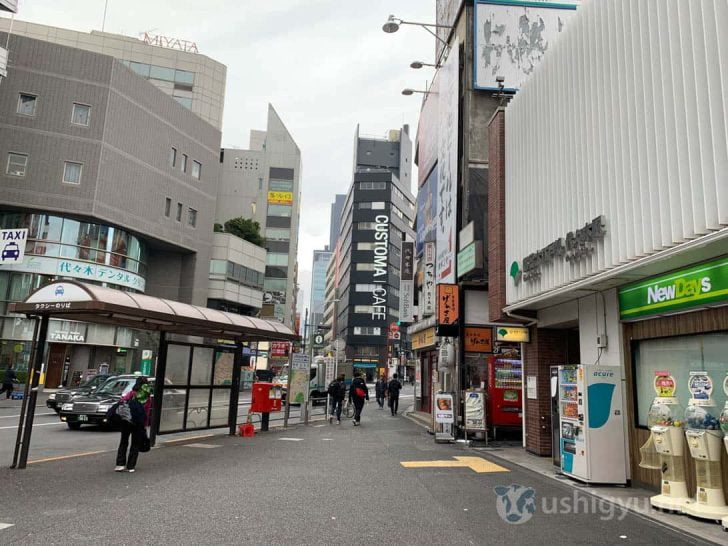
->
[0,523,15,530]
[0,412,55,420]
[183,443,222,449]
[0,421,64,431]
[279,437,304,441]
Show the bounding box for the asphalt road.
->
[0,388,708,546]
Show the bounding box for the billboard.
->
[415,165,438,256]
[267,191,293,205]
[474,0,579,91]
[436,0,462,64]
[436,39,459,284]
[416,73,439,187]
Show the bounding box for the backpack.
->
[328,380,342,399]
[108,399,133,424]
[388,380,402,397]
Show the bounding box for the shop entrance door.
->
[45,344,67,388]
[420,353,432,414]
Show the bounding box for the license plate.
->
[78,415,88,422]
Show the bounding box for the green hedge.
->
[0,370,28,384]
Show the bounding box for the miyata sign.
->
[371,215,389,321]
[619,256,728,320]
[0,228,28,265]
[141,32,199,53]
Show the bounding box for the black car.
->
[46,375,111,413]
[59,375,151,430]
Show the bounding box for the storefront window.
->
[634,333,728,427]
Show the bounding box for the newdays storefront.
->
[500,0,728,495]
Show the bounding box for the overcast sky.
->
[10,0,435,316]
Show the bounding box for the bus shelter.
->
[8,280,298,469]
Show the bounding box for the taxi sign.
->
[0,228,28,264]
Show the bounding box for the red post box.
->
[250,382,283,413]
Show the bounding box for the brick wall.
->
[487,108,507,322]
[524,328,571,456]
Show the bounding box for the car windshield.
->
[96,378,135,396]
[80,375,107,389]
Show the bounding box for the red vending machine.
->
[487,356,523,436]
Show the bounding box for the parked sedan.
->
[59,375,150,430]
[46,375,111,413]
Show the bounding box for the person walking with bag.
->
[0,366,16,399]
[388,373,403,416]
[349,372,369,426]
[115,377,152,473]
[328,374,345,424]
[374,376,387,409]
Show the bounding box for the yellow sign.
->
[495,326,530,343]
[411,328,436,350]
[400,456,509,474]
[267,191,293,205]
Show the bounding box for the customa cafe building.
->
[496,0,728,493]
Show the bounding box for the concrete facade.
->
[207,232,266,314]
[217,105,301,328]
[0,19,226,129]
[0,32,222,305]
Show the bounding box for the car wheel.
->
[67,422,82,430]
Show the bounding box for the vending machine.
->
[558,365,628,484]
[487,356,522,437]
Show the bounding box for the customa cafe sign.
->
[371,215,390,320]
[618,255,728,320]
[517,216,606,283]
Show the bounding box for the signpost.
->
[0,228,28,265]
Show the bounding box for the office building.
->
[308,248,332,344]
[0,19,226,129]
[217,105,301,328]
[329,194,346,250]
[0,31,224,384]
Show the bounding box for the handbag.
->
[138,430,151,453]
[355,387,366,398]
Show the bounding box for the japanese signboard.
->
[423,243,436,316]
[288,353,311,404]
[399,242,415,323]
[270,342,290,357]
[436,39,459,284]
[463,327,493,353]
[267,191,293,205]
[437,284,459,326]
[411,328,436,351]
[435,393,454,424]
[495,326,530,343]
[0,228,28,264]
[464,391,485,431]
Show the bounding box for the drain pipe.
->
[503,309,538,449]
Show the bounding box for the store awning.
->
[9,280,298,342]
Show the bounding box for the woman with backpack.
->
[115,376,152,473]
[348,372,369,426]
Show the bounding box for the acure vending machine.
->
[487,356,523,438]
[558,365,628,484]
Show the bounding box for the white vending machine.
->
[559,365,628,484]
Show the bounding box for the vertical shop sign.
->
[423,242,436,316]
[436,38,459,284]
[437,283,459,326]
[399,242,415,323]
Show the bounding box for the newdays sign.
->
[618,256,728,320]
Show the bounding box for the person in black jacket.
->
[388,374,403,416]
[348,372,369,426]
[1,366,16,399]
[374,376,387,409]
[327,374,346,424]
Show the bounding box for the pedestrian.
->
[375,376,387,409]
[349,372,369,426]
[115,377,152,473]
[0,365,16,399]
[388,373,403,416]
[328,374,345,424]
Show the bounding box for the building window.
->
[164,198,171,217]
[173,96,193,109]
[176,203,183,222]
[71,103,91,126]
[354,305,374,314]
[6,153,28,177]
[354,326,381,336]
[265,228,290,241]
[170,147,177,167]
[359,182,387,190]
[181,154,188,173]
[357,242,373,251]
[188,208,197,227]
[269,179,293,192]
[266,253,288,266]
[356,263,375,271]
[192,161,201,180]
[17,94,37,116]
[62,161,83,185]
[357,222,376,231]
[267,204,292,217]
[355,284,377,292]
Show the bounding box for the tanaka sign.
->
[618,256,728,320]
[371,215,390,321]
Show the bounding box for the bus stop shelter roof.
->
[9,280,298,343]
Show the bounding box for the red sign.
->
[389,322,400,333]
[271,342,290,357]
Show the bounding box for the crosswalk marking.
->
[279,437,304,442]
[0,523,15,531]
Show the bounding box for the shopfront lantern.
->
[439,338,455,370]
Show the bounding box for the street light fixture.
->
[410,60,439,69]
[382,14,451,46]
[401,88,428,96]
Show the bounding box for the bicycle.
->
[344,400,355,419]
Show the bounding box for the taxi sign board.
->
[0,228,28,264]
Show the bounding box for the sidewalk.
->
[404,406,727,545]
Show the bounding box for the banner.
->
[464,391,485,431]
[436,39,459,284]
[416,166,438,256]
[435,393,454,424]
[267,191,293,205]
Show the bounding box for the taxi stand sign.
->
[0,228,28,264]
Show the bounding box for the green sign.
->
[618,256,728,320]
[457,243,480,278]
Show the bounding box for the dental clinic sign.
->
[619,256,728,320]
